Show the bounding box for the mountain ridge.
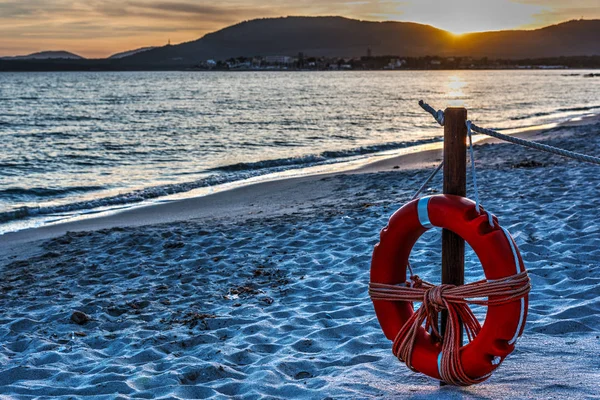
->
[108,47,157,59]
[1,51,84,60]
[2,17,599,69]
[114,17,600,66]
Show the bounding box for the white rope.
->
[411,161,444,201]
[408,100,445,201]
[470,123,600,165]
[467,121,495,226]
[419,100,600,166]
[466,121,480,212]
[419,100,503,226]
[419,100,445,126]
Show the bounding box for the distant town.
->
[195,53,600,71]
[1,53,600,72]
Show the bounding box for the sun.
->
[446,29,467,37]
[391,0,546,35]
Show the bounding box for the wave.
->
[0,185,105,200]
[212,138,441,172]
[557,105,600,113]
[0,174,232,224]
[0,138,441,225]
[510,105,600,121]
[52,115,105,122]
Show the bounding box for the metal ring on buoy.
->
[370,194,529,383]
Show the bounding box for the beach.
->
[1,116,600,398]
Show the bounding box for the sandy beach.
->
[1,116,599,398]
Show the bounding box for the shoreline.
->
[2,112,599,257]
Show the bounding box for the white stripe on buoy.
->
[502,227,525,346]
[417,196,433,229]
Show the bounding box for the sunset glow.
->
[0,0,598,57]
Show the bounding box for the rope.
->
[470,122,600,165]
[411,161,444,201]
[466,121,480,212]
[369,271,531,386]
[467,122,495,227]
[415,103,494,224]
[408,100,445,200]
[419,100,600,165]
[419,100,445,126]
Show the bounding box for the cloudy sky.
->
[1,0,598,58]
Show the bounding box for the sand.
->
[1,117,599,399]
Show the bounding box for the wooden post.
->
[441,107,467,385]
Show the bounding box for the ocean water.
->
[1,70,599,233]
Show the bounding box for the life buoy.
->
[370,194,529,383]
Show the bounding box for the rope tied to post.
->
[419,100,445,126]
[369,271,531,386]
[419,100,600,165]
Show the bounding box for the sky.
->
[0,0,598,58]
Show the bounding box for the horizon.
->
[1,0,599,58]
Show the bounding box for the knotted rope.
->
[369,271,531,386]
[419,100,445,126]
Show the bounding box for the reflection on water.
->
[447,74,467,105]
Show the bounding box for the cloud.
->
[129,1,252,16]
[512,1,600,26]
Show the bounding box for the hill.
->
[454,19,600,58]
[116,17,600,67]
[109,47,157,59]
[117,17,452,66]
[1,51,84,60]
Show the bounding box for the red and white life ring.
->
[370,194,529,382]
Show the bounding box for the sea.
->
[1,70,599,233]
